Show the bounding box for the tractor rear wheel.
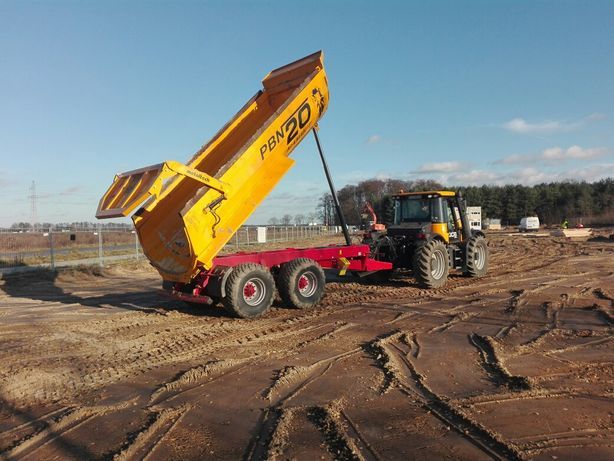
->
[413,239,449,288]
[464,235,488,277]
[222,263,275,318]
[278,258,325,309]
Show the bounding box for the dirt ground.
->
[0,232,612,461]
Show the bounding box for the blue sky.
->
[0,0,612,226]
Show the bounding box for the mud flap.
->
[205,266,234,299]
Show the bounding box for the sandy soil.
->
[0,232,612,460]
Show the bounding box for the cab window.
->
[394,197,444,223]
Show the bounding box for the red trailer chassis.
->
[164,243,392,316]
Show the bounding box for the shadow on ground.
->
[0,267,233,318]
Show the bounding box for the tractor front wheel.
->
[413,240,449,288]
[464,235,488,277]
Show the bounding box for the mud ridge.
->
[593,287,614,305]
[263,366,314,401]
[362,331,402,394]
[495,321,518,339]
[401,332,420,359]
[469,334,532,391]
[264,349,361,405]
[584,303,614,325]
[506,290,526,313]
[295,322,354,349]
[518,427,614,453]
[149,359,247,404]
[243,406,284,461]
[428,311,476,333]
[338,408,382,461]
[111,406,188,461]
[385,342,525,461]
[307,404,361,461]
[264,407,295,461]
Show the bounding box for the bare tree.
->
[268,217,279,225]
[294,214,305,225]
[317,193,335,225]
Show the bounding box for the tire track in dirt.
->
[306,404,362,461]
[456,388,600,407]
[264,348,362,406]
[1,314,339,406]
[468,334,532,391]
[428,312,478,333]
[148,320,356,408]
[243,406,285,461]
[149,359,252,405]
[0,406,74,454]
[244,347,366,460]
[2,400,135,459]
[517,428,614,454]
[362,332,525,460]
[110,406,189,461]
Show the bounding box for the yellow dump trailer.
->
[96,51,329,283]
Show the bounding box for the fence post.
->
[134,231,139,260]
[49,229,55,270]
[98,224,103,267]
[235,231,239,250]
[246,227,250,245]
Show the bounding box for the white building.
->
[466,206,482,230]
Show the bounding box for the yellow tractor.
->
[366,190,488,288]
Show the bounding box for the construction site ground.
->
[0,231,612,460]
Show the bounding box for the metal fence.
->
[0,225,339,273]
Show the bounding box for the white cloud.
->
[541,145,606,161]
[495,145,609,165]
[365,134,381,144]
[505,167,552,185]
[418,163,614,187]
[502,113,605,135]
[502,118,572,134]
[493,153,535,165]
[412,161,467,173]
[447,170,499,184]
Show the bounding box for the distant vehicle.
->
[519,216,540,232]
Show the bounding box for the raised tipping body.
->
[97,51,329,283]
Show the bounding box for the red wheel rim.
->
[297,271,317,297]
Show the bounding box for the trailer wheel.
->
[413,239,449,288]
[278,258,325,309]
[222,263,275,319]
[464,235,488,277]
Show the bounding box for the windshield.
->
[394,197,443,223]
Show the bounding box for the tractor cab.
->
[364,189,488,289]
[390,191,470,244]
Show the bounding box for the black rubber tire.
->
[412,239,449,288]
[222,263,275,319]
[464,235,488,277]
[277,258,326,309]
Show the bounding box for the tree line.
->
[317,178,614,226]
